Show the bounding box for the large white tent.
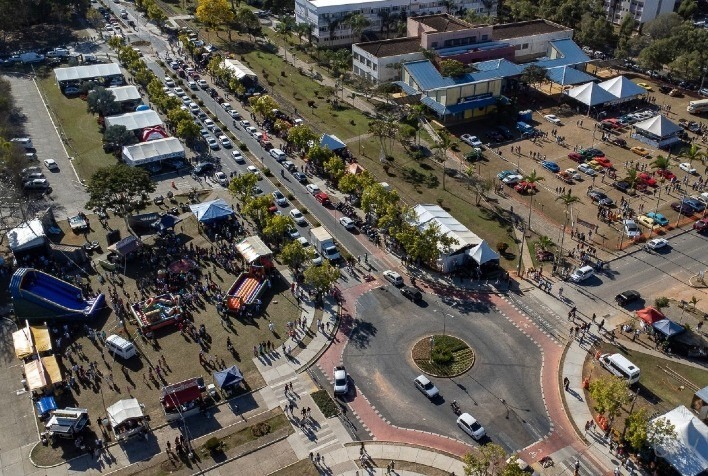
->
[468,240,500,265]
[598,76,647,102]
[651,406,708,476]
[105,110,162,131]
[122,137,185,166]
[6,219,46,253]
[565,82,617,107]
[221,59,256,81]
[632,115,682,148]
[54,63,122,84]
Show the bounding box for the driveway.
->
[342,285,549,453]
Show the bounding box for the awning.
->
[653,319,686,338]
[107,398,144,427]
[213,365,243,389]
[189,199,234,223]
[162,383,201,410]
[107,235,142,257]
[468,240,500,265]
[36,396,57,416]
[320,134,347,151]
[24,356,62,390]
[236,236,273,264]
[31,326,52,352]
[42,356,62,385]
[637,307,665,325]
[13,328,33,359]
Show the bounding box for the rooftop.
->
[355,37,421,57]
[415,14,474,32]
[309,0,400,7]
[492,19,569,40]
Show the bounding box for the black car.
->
[671,201,694,215]
[613,181,631,193]
[400,286,422,301]
[658,85,672,94]
[496,126,514,140]
[193,162,214,174]
[588,190,614,206]
[615,290,640,306]
[486,130,504,142]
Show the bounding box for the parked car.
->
[502,174,523,185]
[630,146,650,157]
[333,366,348,395]
[214,171,229,186]
[682,198,705,213]
[543,114,562,124]
[671,201,694,215]
[218,135,232,148]
[43,159,59,171]
[679,162,697,174]
[656,169,676,181]
[272,190,287,206]
[577,163,597,176]
[623,219,641,238]
[646,212,669,226]
[693,219,708,233]
[541,161,560,173]
[461,134,483,147]
[289,208,306,225]
[231,150,245,163]
[636,215,658,229]
[588,190,614,206]
[382,270,403,286]
[305,183,321,195]
[613,181,632,193]
[615,290,640,306]
[339,217,355,230]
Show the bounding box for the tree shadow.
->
[348,318,377,350]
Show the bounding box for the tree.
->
[462,443,508,475]
[575,13,616,51]
[369,117,398,159]
[175,119,202,143]
[275,18,294,59]
[345,13,370,42]
[395,216,457,267]
[406,103,427,144]
[235,7,260,40]
[196,0,235,40]
[324,155,346,182]
[251,95,279,120]
[650,155,672,173]
[303,261,340,301]
[520,65,548,87]
[647,416,676,449]
[361,182,399,220]
[433,131,455,189]
[677,0,698,19]
[263,214,294,246]
[307,144,335,168]
[624,408,649,451]
[86,164,156,209]
[588,376,631,428]
[555,190,581,260]
[242,195,273,230]
[293,22,312,45]
[103,125,137,149]
[167,107,193,128]
[643,13,684,40]
[228,172,259,201]
[281,240,309,272]
[338,171,375,197]
[624,168,640,192]
[398,123,417,149]
[507,0,537,21]
[439,59,466,78]
[287,124,318,151]
[680,143,706,168]
[86,87,120,116]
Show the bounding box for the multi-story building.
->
[294,0,497,47]
[603,0,677,24]
[353,15,572,83]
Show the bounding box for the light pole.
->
[434,309,453,337]
[517,194,534,276]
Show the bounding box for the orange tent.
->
[636,307,665,325]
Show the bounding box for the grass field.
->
[36,75,115,180]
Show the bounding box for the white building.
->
[603,0,677,24]
[295,0,497,47]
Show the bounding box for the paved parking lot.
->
[5,74,88,220]
[341,284,548,453]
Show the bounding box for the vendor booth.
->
[46,407,89,439]
[160,378,204,422]
[212,365,243,397]
[632,115,682,149]
[636,307,665,325]
[107,398,148,440]
[24,356,63,392]
[6,219,47,256]
[13,324,52,360]
[650,405,708,476]
[189,199,234,223]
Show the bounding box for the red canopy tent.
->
[636,307,665,325]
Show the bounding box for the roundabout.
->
[411,335,475,378]
[342,285,550,452]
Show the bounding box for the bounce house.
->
[141,126,168,142]
[130,294,183,333]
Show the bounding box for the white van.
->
[269,148,286,161]
[570,265,594,283]
[600,353,640,384]
[11,137,34,149]
[106,334,137,360]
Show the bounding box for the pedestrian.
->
[564,376,570,390]
[592,313,596,323]
[306,406,311,417]
[309,451,314,461]
[390,460,395,470]
[614,467,621,476]
[598,319,605,331]
[316,452,321,464]
[284,384,289,396]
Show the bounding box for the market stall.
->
[107,398,148,440]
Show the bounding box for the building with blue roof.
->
[399,38,592,123]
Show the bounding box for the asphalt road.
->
[342,284,549,453]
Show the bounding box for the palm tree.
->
[420,48,439,62]
[433,131,454,190]
[625,168,640,192]
[650,155,671,173]
[275,18,294,60]
[293,23,311,45]
[537,235,554,251]
[681,143,706,169]
[555,191,582,264]
[406,104,426,144]
[522,169,544,193]
[345,13,370,42]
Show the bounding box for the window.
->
[481,34,488,41]
[372,64,377,71]
[521,43,529,49]
[431,42,438,48]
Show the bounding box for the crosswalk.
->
[268,372,340,458]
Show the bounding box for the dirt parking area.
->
[449,73,707,254]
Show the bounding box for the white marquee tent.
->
[651,406,708,476]
[105,110,162,131]
[6,219,46,253]
[634,115,682,139]
[468,240,500,265]
[598,76,647,102]
[122,137,185,166]
[565,82,617,107]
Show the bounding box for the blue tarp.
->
[213,365,243,389]
[320,134,346,151]
[189,199,234,223]
[36,396,57,416]
[653,319,686,338]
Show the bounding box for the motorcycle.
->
[450,400,461,415]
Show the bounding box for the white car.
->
[240,120,251,128]
[623,219,641,238]
[164,78,175,87]
[228,110,240,119]
[333,366,348,395]
[577,163,597,176]
[285,226,300,239]
[231,150,245,163]
[206,136,219,150]
[245,126,257,135]
[679,162,697,174]
[461,134,483,147]
[272,190,287,206]
[457,413,486,440]
[43,159,59,171]
[382,270,403,286]
[197,79,208,89]
[215,171,229,186]
[339,217,355,229]
[203,118,216,131]
[543,114,562,125]
[218,135,232,148]
[414,375,439,399]
[311,250,323,266]
[172,87,185,97]
[252,131,263,141]
[305,183,321,195]
[502,174,523,185]
[188,102,199,113]
[565,168,581,181]
[289,208,306,225]
[221,102,232,111]
[188,80,198,90]
[247,165,261,178]
[646,238,669,250]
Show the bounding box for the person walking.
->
[564,376,570,390]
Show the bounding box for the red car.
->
[656,169,677,181]
[638,172,657,187]
[694,219,708,233]
[568,152,583,162]
[593,156,613,168]
[515,181,537,194]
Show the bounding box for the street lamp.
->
[433,309,453,337]
[517,194,534,276]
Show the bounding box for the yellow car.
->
[630,146,650,156]
[637,82,653,91]
[636,215,659,229]
[586,160,604,171]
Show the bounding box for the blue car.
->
[541,161,560,173]
[497,170,515,180]
[683,198,706,213]
[646,212,669,226]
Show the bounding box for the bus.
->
[687,99,708,114]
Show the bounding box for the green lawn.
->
[36,76,115,180]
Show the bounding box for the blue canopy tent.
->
[189,199,235,223]
[36,396,57,418]
[152,214,182,232]
[213,365,243,389]
[653,319,686,338]
[320,134,346,151]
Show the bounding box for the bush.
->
[263,168,272,177]
[311,390,339,417]
[655,296,670,308]
[250,422,271,437]
[431,346,453,365]
[286,193,295,200]
[239,143,248,151]
[203,437,221,452]
[497,242,509,253]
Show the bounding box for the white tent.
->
[598,76,646,101]
[104,110,163,131]
[54,63,122,83]
[107,85,141,104]
[651,406,708,476]
[122,137,185,166]
[468,240,500,265]
[107,398,144,427]
[221,59,257,81]
[236,236,273,264]
[565,82,617,107]
[634,115,682,139]
[6,219,46,252]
